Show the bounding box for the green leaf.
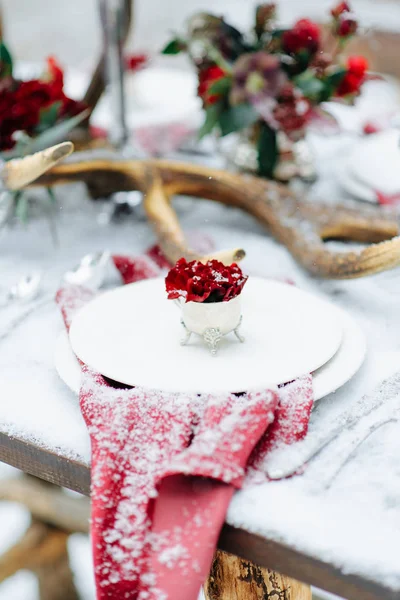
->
[0,42,13,78]
[0,108,90,160]
[208,76,232,97]
[162,38,186,55]
[29,108,89,149]
[271,28,288,39]
[326,68,347,88]
[317,70,347,102]
[295,72,325,101]
[198,102,222,139]
[219,103,258,137]
[36,101,62,133]
[257,123,278,178]
[220,22,250,59]
[13,132,34,156]
[15,193,28,224]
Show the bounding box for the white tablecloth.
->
[1,141,400,592]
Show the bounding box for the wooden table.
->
[1,160,400,600]
[0,429,398,600]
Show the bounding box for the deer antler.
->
[143,167,245,265]
[3,142,74,190]
[33,157,400,279]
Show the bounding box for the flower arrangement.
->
[162,2,369,178]
[0,43,88,157]
[165,258,248,303]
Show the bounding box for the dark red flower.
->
[331,1,351,18]
[125,53,148,72]
[0,79,52,146]
[331,1,357,38]
[282,19,320,56]
[336,15,357,37]
[165,258,248,303]
[0,55,87,151]
[230,53,286,125]
[273,84,311,139]
[197,65,226,105]
[336,55,368,97]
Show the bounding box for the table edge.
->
[0,431,398,600]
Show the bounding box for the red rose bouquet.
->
[162,2,369,179]
[165,258,248,303]
[0,43,88,156]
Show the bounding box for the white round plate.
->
[311,309,365,400]
[68,277,343,394]
[55,302,365,401]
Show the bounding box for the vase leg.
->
[180,320,192,346]
[203,328,222,356]
[234,317,245,343]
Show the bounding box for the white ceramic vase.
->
[176,295,244,355]
[180,295,242,335]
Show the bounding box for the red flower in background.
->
[331,1,357,38]
[282,19,320,56]
[273,84,311,138]
[336,15,357,37]
[165,258,248,303]
[197,65,226,105]
[331,1,351,18]
[0,55,86,151]
[336,55,368,97]
[125,53,148,72]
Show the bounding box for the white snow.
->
[2,78,400,596]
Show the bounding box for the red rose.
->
[197,66,226,105]
[59,95,87,118]
[282,19,320,56]
[336,56,368,97]
[331,1,351,18]
[1,80,52,140]
[336,15,357,37]
[15,80,53,106]
[0,57,87,151]
[331,2,357,38]
[165,258,248,303]
[347,55,369,76]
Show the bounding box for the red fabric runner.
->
[56,251,314,600]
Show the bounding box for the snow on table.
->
[1,141,400,593]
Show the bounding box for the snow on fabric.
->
[56,251,314,599]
